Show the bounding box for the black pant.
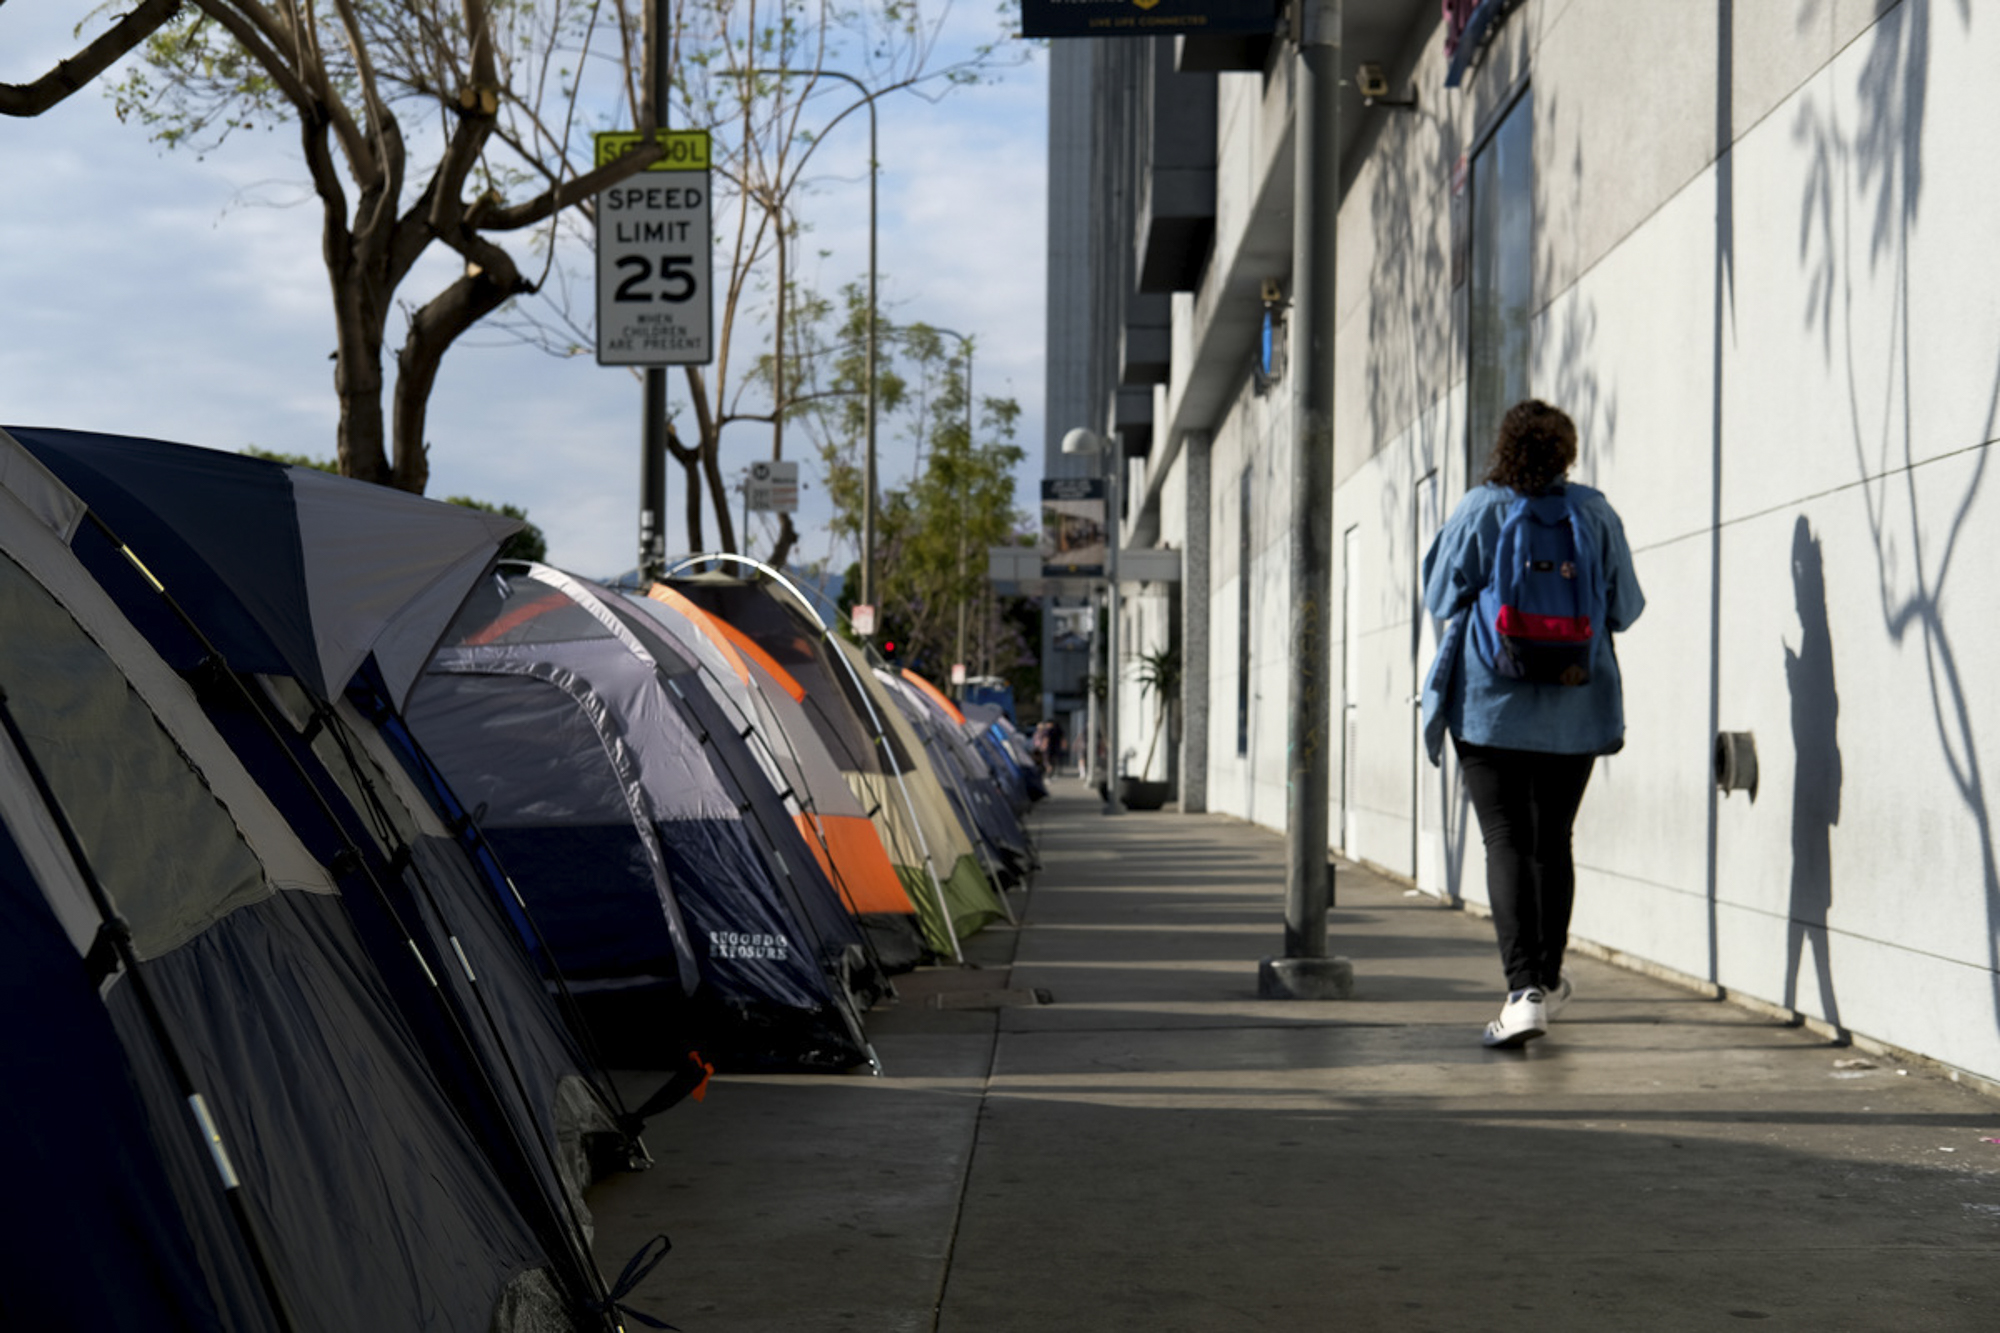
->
[1454,738,1596,993]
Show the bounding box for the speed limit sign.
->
[594,130,713,366]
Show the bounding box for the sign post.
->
[596,129,712,580]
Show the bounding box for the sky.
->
[0,4,1048,583]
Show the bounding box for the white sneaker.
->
[1544,973,1574,1020]
[1482,987,1547,1048]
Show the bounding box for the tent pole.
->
[663,554,967,962]
[0,693,303,1333]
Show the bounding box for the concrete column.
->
[1179,430,1211,812]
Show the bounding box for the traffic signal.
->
[881,639,898,662]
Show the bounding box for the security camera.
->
[1355,62,1417,110]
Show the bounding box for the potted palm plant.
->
[1118,644,1180,811]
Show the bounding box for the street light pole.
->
[917,325,974,692]
[1063,426,1121,815]
[736,66,884,626]
[639,0,673,582]
[1104,438,1122,815]
[1259,0,1352,999]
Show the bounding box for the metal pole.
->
[738,67,879,625]
[949,333,973,692]
[1260,0,1351,998]
[1085,614,1100,785]
[901,322,973,678]
[862,100,879,624]
[642,372,667,579]
[639,0,673,581]
[1104,441,1122,815]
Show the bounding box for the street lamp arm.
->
[717,72,976,647]
[724,64,883,625]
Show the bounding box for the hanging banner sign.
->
[1041,477,1107,578]
[1020,0,1277,39]
[594,130,714,366]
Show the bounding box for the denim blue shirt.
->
[1421,481,1645,761]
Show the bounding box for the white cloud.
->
[1,10,1048,578]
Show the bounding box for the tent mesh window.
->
[445,571,614,648]
[0,551,272,957]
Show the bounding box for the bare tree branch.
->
[0,0,185,117]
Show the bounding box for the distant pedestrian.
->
[1420,399,1645,1048]
[1031,720,1056,776]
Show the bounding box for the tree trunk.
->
[678,452,705,551]
[300,80,403,489]
[768,513,799,571]
[681,366,726,552]
[703,442,736,553]
[323,191,393,484]
[394,242,523,494]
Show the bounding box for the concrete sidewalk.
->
[590,781,2000,1331]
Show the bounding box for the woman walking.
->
[1420,400,1645,1048]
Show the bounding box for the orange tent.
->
[638,585,927,969]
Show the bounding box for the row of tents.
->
[406,554,1044,1072]
[0,425,1043,1331]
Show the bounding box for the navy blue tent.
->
[0,436,628,1330]
[4,425,514,704]
[964,702,1046,810]
[607,592,892,1015]
[408,563,876,1072]
[0,815,218,1330]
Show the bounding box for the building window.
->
[1236,463,1252,757]
[1467,86,1533,478]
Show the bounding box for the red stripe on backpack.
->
[1494,606,1594,644]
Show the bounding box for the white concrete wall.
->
[1520,0,2000,1080]
[1533,150,1720,987]
[1202,375,1292,829]
[1162,0,2000,1085]
[1121,455,1190,787]
[1328,441,1418,875]
[1116,585,1174,783]
[1703,0,2000,1077]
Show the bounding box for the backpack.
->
[1470,488,1604,687]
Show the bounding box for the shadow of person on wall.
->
[1784,516,1842,1032]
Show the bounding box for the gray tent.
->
[0,434,637,1330]
[409,563,877,1071]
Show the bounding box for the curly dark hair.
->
[1483,399,1579,494]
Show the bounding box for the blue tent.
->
[408,563,877,1072]
[964,702,1047,810]
[0,433,636,1330]
[877,670,1038,893]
